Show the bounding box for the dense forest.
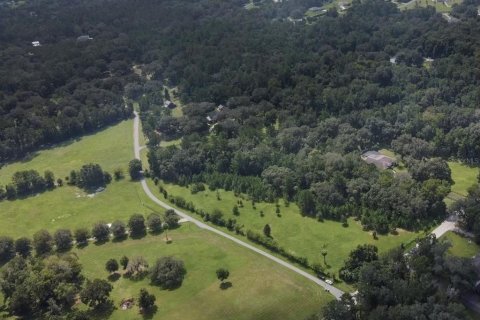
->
[1,0,480,231]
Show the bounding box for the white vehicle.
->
[325,279,333,285]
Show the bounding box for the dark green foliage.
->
[456,184,480,243]
[232,205,240,216]
[128,159,143,180]
[263,224,271,238]
[80,279,113,308]
[147,213,163,233]
[0,255,84,317]
[120,256,129,270]
[128,214,146,237]
[216,268,229,282]
[138,288,156,311]
[74,228,90,246]
[33,229,53,255]
[111,220,127,240]
[164,209,180,228]
[73,164,110,190]
[92,222,110,243]
[339,244,378,283]
[14,237,32,258]
[105,259,119,274]
[0,236,15,263]
[316,236,475,319]
[53,229,73,251]
[150,257,186,289]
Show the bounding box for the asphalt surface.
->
[132,111,345,300]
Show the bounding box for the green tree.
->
[33,229,53,255]
[232,205,240,216]
[14,237,32,258]
[297,190,316,216]
[54,229,73,251]
[120,256,129,270]
[138,288,156,312]
[44,170,55,189]
[128,214,146,237]
[321,249,328,265]
[147,212,163,233]
[164,209,180,228]
[74,228,90,246]
[216,268,230,283]
[0,236,15,263]
[150,257,186,289]
[92,222,110,243]
[128,159,142,180]
[80,279,113,308]
[263,224,271,238]
[111,220,127,240]
[105,259,119,274]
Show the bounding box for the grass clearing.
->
[0,119,159,238]
[398,0,462,12]
[150,180,419,284]
[74,224,331,320]
[443,231,480,258]
[448,161,478,197]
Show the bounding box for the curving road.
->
[132,111,344,300]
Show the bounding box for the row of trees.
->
[0,211,180,264]
[0,169,55,200]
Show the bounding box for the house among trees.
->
[361,151,395,170]
[32,41,41,47]
[206,105,227,124]
[164,100,177,109]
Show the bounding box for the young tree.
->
[128,159,142,180]
[44,170,55,189]
[111,220,127,240]
[232,205,240,216]
[150,257,186,289]
[216,268,230,284]
[74,228,90,246]
[120,255,129,270]
[0,236,15,262]
[147,212,162,233]
[80,279,113,308]
[113,168,124,181]
[321,249,328,265]
[92,222,110,243]
[105,259,119,274]
[128,214,146,237]
[164,209,180,228]
[138,288,156,312]
[33,229,53,255]
[263,224,271,238]
[14,237,32,257]
[54,229,73,251]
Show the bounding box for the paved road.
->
[132,111,344,300]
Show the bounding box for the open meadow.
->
[148,180,419,283]
[0,120,159,238]
[74,224,332,320]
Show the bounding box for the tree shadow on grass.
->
[76,242,89,249]
[220,281,232,290]
[112,235,128,243]
[94,239,110,246]
[108,273,121,282]
[141,306,158,320]
[129,231,147,240]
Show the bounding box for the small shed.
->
[76,35,93,42]
[32,41,41,47]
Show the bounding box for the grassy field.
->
[0,119,159,238]
[73,224,331,320]
[448,161,478,197]
[443,231,480,258]
[149,180,419,281]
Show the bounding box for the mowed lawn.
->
[443,231,480,258]
[448,161,478,197]
[0,119,159,238]
[74,224,331,320]
[149,180,419,279]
